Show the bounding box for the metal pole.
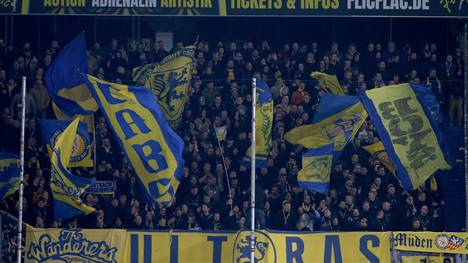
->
[250,78,256,263]
[16,76,26,263]
[464,20,468,232]
[216,137,232,209]
[92,113,97,174]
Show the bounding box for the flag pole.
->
[16,76,26,263]
[250,78,256,263]
[215,136,233,210]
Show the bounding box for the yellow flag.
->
[360,83,451,189]
[362,141,396,175]
[311,72,344,95]
[146,46,195,129]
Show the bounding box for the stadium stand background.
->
[0,16,465,232]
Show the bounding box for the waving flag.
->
[0,153,20,200]
[311,72,344,95]
[145,45,195,129]
[40,119,92,168]
[298,144,334,193]
[245,79,274,168]
[50,118,96,219]
[45,32,97,117]
[360,83,451,189]
[285,94,367,159]
[86,75,184,207]
[362,141,396,175]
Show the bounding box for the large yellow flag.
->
[311,72,344,95]
[285,95,367,156]
[145,46,195,129]
[50,117,96,219]
[360,83,451,189]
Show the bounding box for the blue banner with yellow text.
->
[86,75,184,207]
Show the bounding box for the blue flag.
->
[85,75,184,207]
[298,144,334,194]
[0,152,20,200]
[40,119,93,167]
[45,32,98,117]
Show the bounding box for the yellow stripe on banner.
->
[218,0,227,16]
[21,0,30,14]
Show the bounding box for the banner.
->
[85,180,115,195]
[4,0,467,16]
[362,141,396,175]
[145,45,195,129]
[360,83,451,190]
[86,75,185,207]
[40,119,93,168]
[25,227,128,263]
[393,232,468,255]
[24,229,391,263]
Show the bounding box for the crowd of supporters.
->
[0,35,464,232]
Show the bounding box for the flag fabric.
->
[214,125,227,141]
[40,119,93,168]
[52,103,95,133]
[298,144,334,193]
[285,94,367,159]
[359,83,451,190]
[311,72,344,95]
[45,32,98,117]
[145,45,195,129]
[362,141,396,175]
[133,63,157,85]
[245,79,274,168]
[0,153,20,200]
[86,75,185,207]
[50,118,96,219]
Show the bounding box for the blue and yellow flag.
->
[133,63,157,85]
[86,75,184,207]
[0,152,20,200]
[40,119,92,168]
[145,45,195,129]
[362,141,396,175]
[298,144,334,193]
[45,32,98,117]
[285,94,367,159]
[245,80,274,168]
[311,72,344,96]
[359,83,451,190]
[50,118,96,219]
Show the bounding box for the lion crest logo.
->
[233,231,276,263]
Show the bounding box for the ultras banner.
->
[1,0,467,16]
[25,228,392,263]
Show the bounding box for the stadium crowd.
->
[0,35,464,232]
